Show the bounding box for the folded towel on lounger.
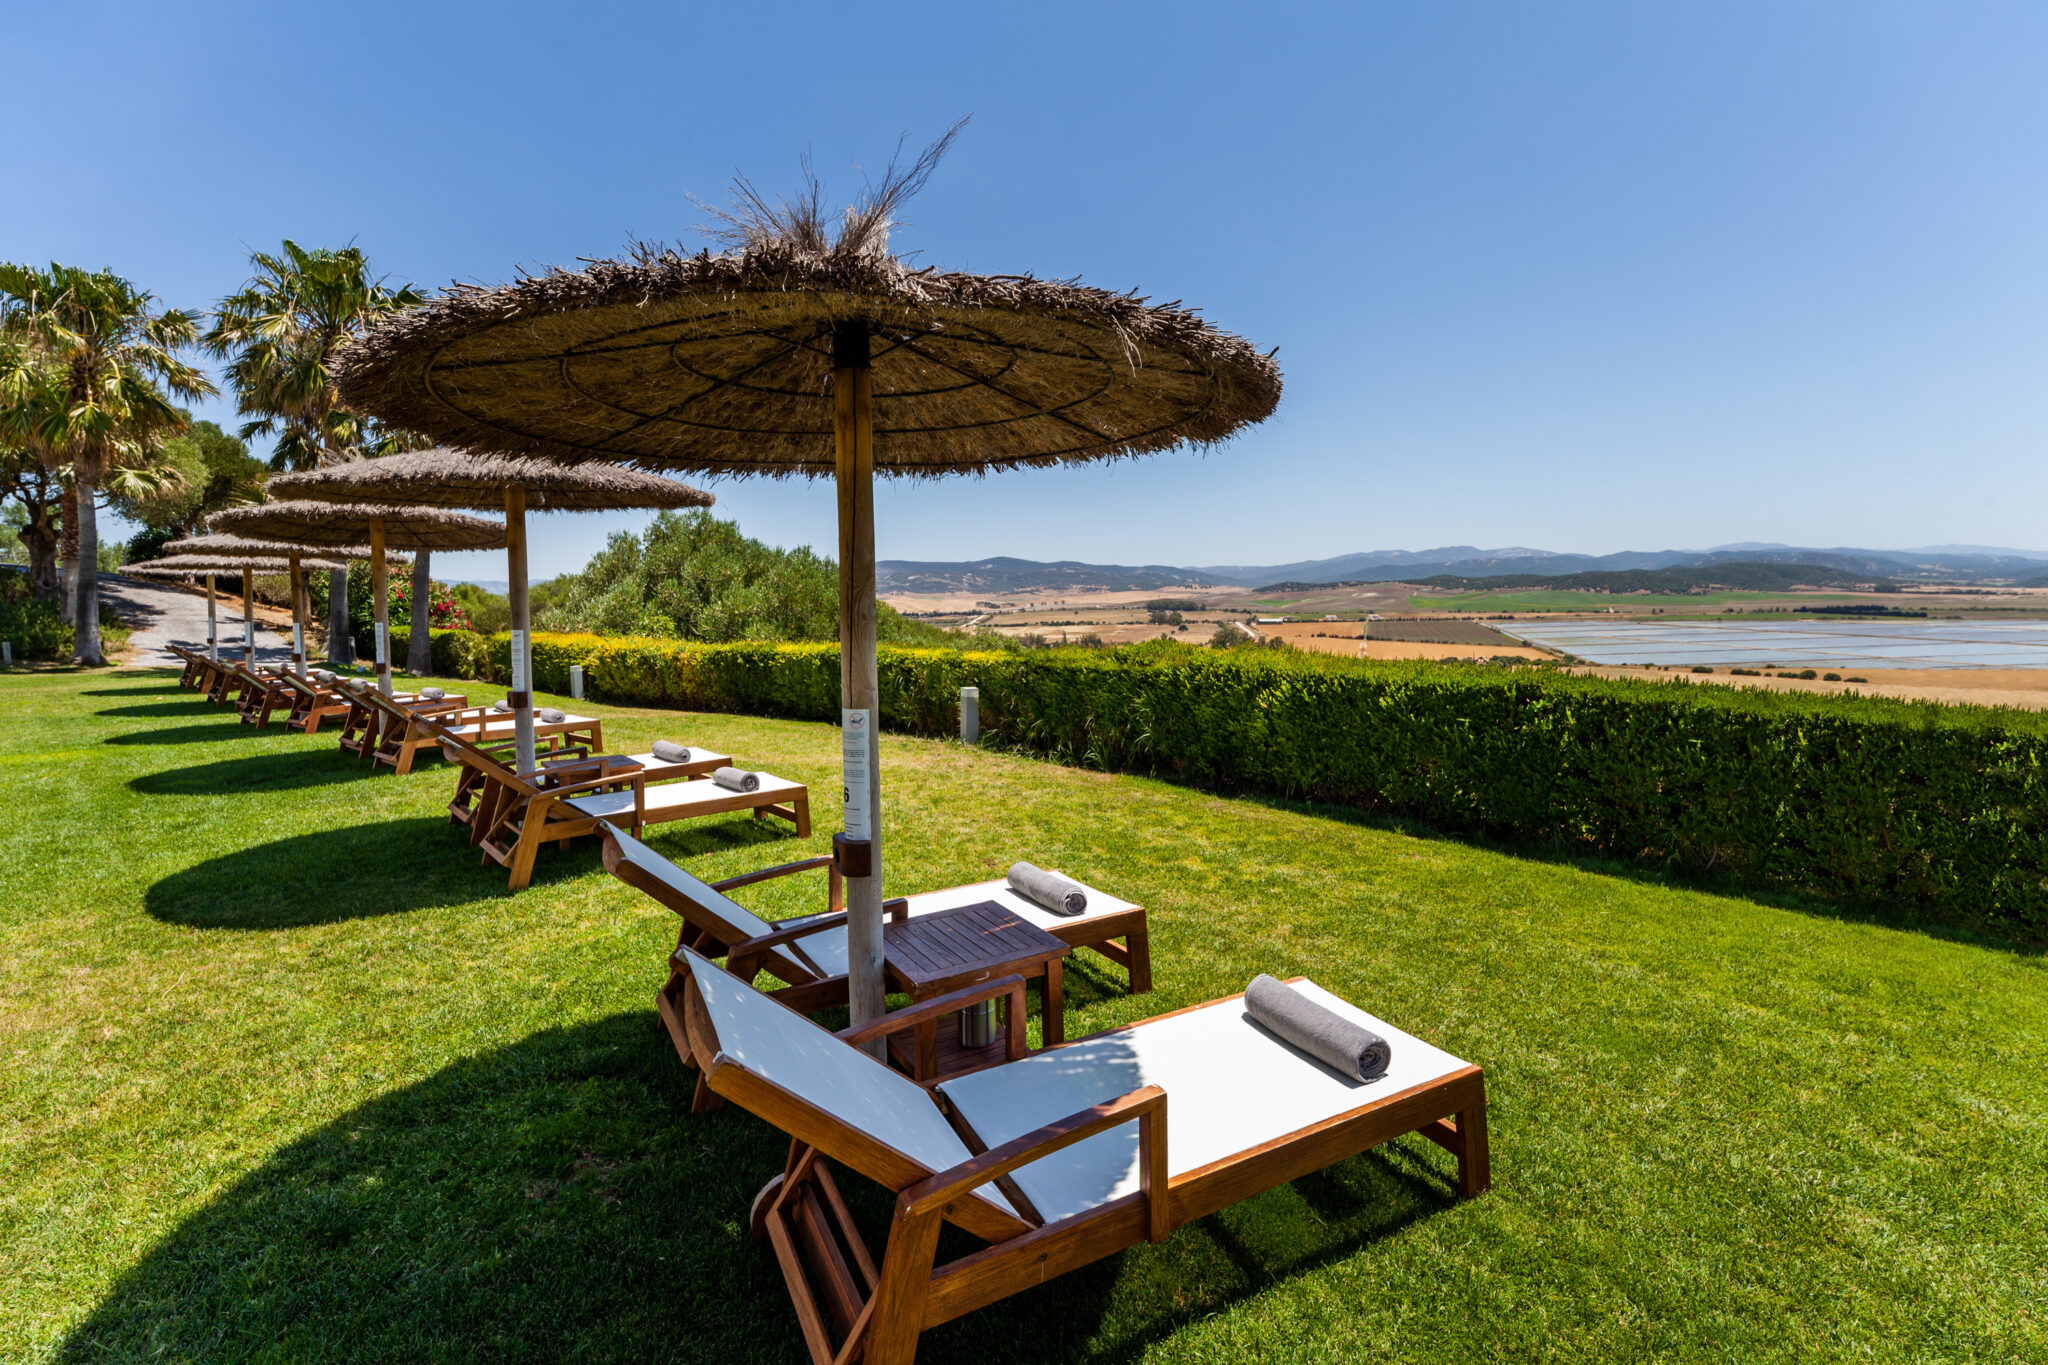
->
[419,686,445,700]
[712,766,760,793]
[1244,974,1390,1081]
[651,739,694,763]
[492,698,512,712]
[1007,862,1088,917]
[538,707,566,723]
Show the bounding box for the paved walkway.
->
[98,573,297,669]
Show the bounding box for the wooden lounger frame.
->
[670,960,1491,1365]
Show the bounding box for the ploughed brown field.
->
[1581,664,2048,711]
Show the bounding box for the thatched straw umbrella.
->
[129,553,347,664]
[333,135,1282,1041]
[163,532,389,677]
[267,452,711,768]
[211,501,504,696]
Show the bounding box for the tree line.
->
[1,244,425,666]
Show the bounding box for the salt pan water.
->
[1495,618,2048,669]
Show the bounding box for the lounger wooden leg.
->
[1041,959,1065,1046]
[1457,1088,1492,1197]
[506,828,543,892]
[794,794,811,837]
[690,1072,725,1115]
[1126,923,1152,994]
[866,1198,946,1365]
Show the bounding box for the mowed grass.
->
[2,667,2044,1365]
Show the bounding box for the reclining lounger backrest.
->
[678,945,1026,1236]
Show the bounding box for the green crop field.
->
[3,666,2043,1363]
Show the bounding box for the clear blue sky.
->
[7,1,2045,583]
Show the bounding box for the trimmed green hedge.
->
[394,627,2048,939]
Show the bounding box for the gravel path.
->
[98,573,297,669]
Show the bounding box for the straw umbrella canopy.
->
[267,452,711,767]
[164,532,392,677]
[212,501,505,696]
[129,554,347,664]
[333,145,1282,1040]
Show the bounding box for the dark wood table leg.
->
[916,1015,938,1080]
[1042,958,1065,1046]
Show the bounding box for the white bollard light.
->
[2,641,11,667]
[959,686,980,744]
[569,664,584,700]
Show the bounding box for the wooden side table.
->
[883,901,1071,1081]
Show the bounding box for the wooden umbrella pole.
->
[205,573,217,661]
[371,521,392,696]
[833,319,886,1049]
[506,486,536,774]
[241,564,255,663]
[288,554,307,679]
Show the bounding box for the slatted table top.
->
[882,901,1070,995]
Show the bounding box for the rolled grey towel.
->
[1244,974,1390,1081]
[1007,862,1088,917]
[712,766,760,793]
[538,706,566,723]
[492,698,513,712]
[651,739,694,763]
[419,686,446,700]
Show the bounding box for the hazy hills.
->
[877,544,2048,594]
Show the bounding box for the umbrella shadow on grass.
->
[145,818,508,928]
[130,749,370,797]
[55,1013,1459,1365]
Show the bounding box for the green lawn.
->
[3,667,2043,1363]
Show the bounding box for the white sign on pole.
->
[510,629,528,691]
[244,619,254,647]
[841,707,874,840]
[293,624,304,655]
[375,622,389,664]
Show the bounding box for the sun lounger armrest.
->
[834,976,1028,1049]
[728,910,855,955]
[903,1085,1169,1238]
[710,855,837,893]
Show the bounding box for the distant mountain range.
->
[878,544,2048,594]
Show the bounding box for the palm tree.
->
[0,264,213,663]
[206,241,424,663]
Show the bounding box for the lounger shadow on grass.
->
[145,818,520,928]
[97,698,224,718]
[103,721,270,746]
[54,1015,1451,1365]
[130,750,368,797]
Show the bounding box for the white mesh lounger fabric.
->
[936,984,1471,1224]
[604,823,844,979]
[682,946,1019,1220]
[564,772,810,837]
[895,877,1140,934]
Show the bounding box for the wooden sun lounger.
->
[563,771,809,841]
[601,825,1150,1017]
[425,718,729,890]
[266,670,354,735]
[667,945,1490,1365]
[168,644,211,690]
[334,683,467,760]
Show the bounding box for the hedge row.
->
[391,626,2048,939]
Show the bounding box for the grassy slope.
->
[2,668,2043,1364]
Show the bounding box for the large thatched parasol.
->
[267,452,711,767]
[164,532,392,676]
[212,501,505,696]
[333,135,1282,1041]
[130,553,347,665]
